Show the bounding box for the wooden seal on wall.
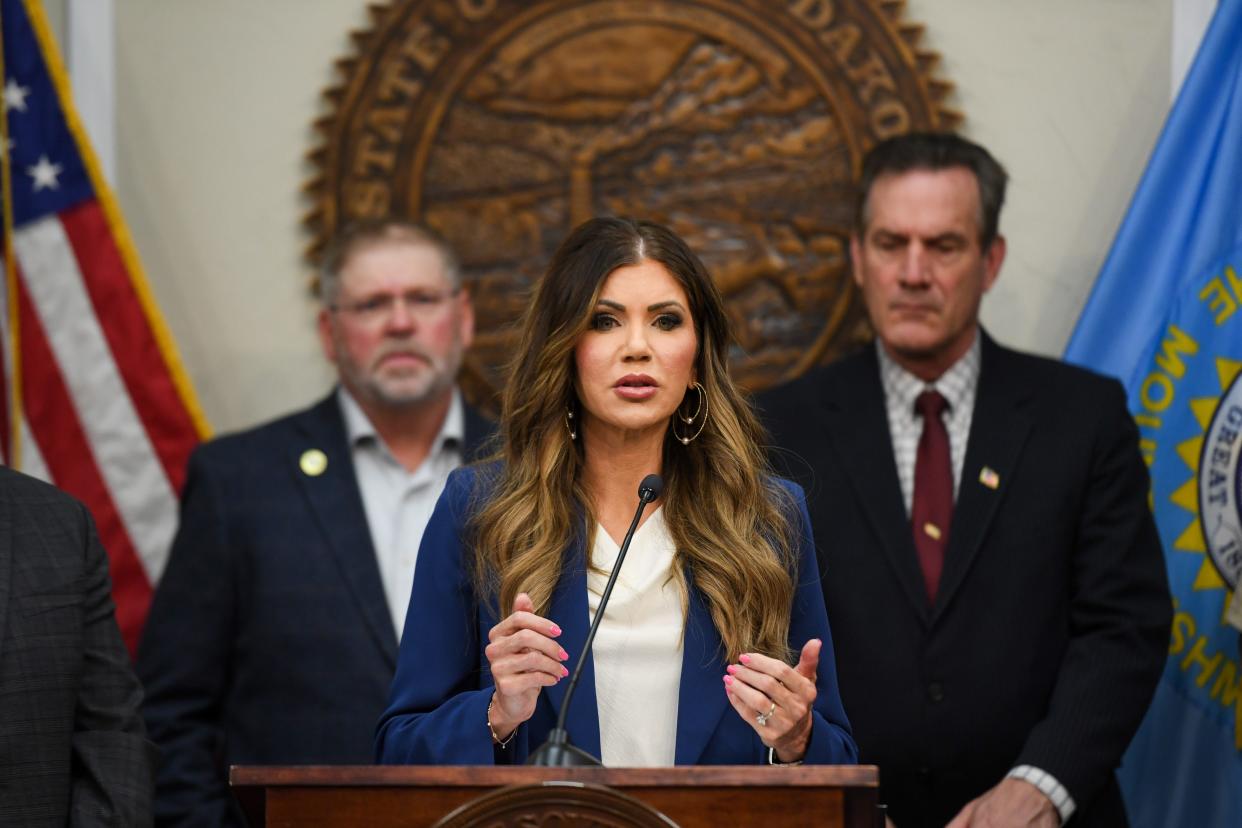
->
[305,0,960,409]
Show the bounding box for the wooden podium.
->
[231,765,881,827]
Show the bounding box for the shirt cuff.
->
[1007,765,1075,823]
[766,746,803,766]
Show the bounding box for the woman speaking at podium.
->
[376,217,856,767]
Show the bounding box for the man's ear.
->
[981,235,1006,293]
[316,307,337,365]
[849,234,864,287]
[457,288,476,349]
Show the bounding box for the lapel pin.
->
[923,522,942,541]
[300,448,328,477]
[978,466,1000,490]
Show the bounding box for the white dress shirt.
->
[339,388,464,640]
[587,507,684,767]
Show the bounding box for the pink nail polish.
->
[559,648,569,660]
[561,666,569,677]
[739,654,752,665]
[549,624,562,636]
[726,664,738,675]
[723,675,734,686]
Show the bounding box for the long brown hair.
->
[469,217,797,660]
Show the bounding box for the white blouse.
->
[586,507,685,767]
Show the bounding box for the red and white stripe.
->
[2,202,200,651]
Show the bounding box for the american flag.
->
[1,0,208,653]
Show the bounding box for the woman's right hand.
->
[484,592,569,740]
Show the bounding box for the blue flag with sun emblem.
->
[1065,1,1242,824]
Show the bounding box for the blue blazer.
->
[376,465,858,765]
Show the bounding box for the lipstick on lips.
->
[614,373,658,400]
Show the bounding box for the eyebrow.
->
[596,299,687,312]
[871,230,968,244]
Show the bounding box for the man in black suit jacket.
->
[760,134,1170,827]
[137,219,493,826]
[0,466,155,826]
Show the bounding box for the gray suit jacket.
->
[0,466,155,826]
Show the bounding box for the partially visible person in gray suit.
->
[0,465,155,826]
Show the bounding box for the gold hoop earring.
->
[673,382,708,444]
[565,404,578,440]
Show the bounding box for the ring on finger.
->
[755,701,777,727]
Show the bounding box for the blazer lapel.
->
[933,336,1032,621]
[540,540,729,765]
[292,393,398,669]
[821,351,934,625]
[541,538,602,761]
[674,577,728,764]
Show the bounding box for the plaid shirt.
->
[877,335,980,516]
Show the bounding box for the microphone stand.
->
[527,475,663,766]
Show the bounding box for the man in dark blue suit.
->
[761,134,1170,827]
[137,219,492,826]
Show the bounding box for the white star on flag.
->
[27,154,63,191]
[4,78,30,112]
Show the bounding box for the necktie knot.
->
[915,389,949,420]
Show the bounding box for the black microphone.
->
[527,473,664,766]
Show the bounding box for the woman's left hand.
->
[723,638,821,763]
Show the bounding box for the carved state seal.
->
[305,0,960,409]
[432,781,675,827]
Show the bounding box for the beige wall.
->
[919,1,1172,359]
[111,1,1172,435]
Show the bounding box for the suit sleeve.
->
[375,468,506,764]
[785,482,859,765]
[136,449,244,827]
[70,502,156,827]
[1014,379,1172,807]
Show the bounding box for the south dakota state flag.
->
[1065,1,1242,824]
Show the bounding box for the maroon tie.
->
[912,390,952,604]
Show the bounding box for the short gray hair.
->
[316,218,463,304]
